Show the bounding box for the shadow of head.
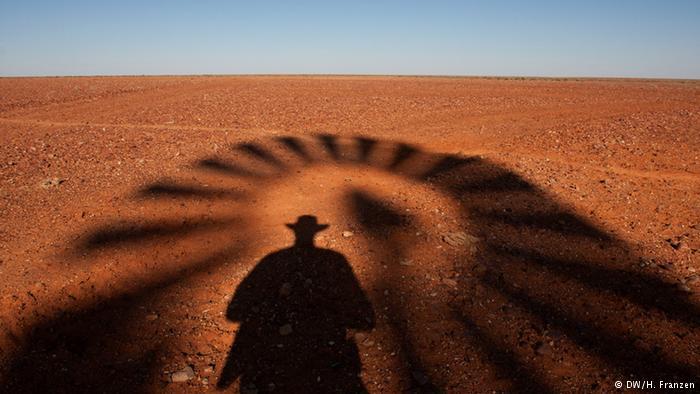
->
[285,215,329,247]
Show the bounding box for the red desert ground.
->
[0,76,699,392]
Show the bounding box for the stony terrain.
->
[0,76,698,392]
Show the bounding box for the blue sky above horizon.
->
[1,1,699,78]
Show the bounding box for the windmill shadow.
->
[218,215,374,393]
[2,133,698,393]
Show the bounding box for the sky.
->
[1,1,699,78]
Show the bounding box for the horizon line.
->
[1,73,699,82]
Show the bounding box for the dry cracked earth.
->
[0,76,699,393]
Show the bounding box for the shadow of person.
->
[218,215,375,393]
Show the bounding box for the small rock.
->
[399,259,413,266]
[666,238,683,250]
[201,365,215,376]
[684,274,699,285]
[678,284,693,293]
[442,231,479,247]
[354,332,367,342]
[342,231,354,238]
[442,278,458,287]
[279,324,293,336]
[145,314,159,321]
[40,177,65,189]
[171,366,195,382]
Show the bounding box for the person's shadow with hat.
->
[218,215,375,393]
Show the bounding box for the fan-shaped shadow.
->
[3,133,698,393]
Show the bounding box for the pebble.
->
[442,278,458,287]
[399,259,414,266]
[201,365,215,376]
[342,231,354,238]
[279,324,293,336]
[145,314,159,321]
[171,366,195,383]
[667,239,684,250]
[40,177,65,189]
[442,231,479,247]
[684,274,699,285]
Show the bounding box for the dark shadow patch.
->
[355,136,378,163]
[80,217,238,251]
[481,273,699,382]
[476,210,610,240]
[316,133,341,161]
[218,216,374,392]
[455,312,554,393]
[235,143,287,169]
[387,142,419,170]
[1,245,243,393]
[276,136,313,163]
[197,157,265,178]
[347,190,440,391]
[137,181,245,200]
[449,172,534,194]
[419,154,477,180]
[348,189,411,232]
[489,244,699,327]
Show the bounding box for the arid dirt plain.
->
[0,76,699,392]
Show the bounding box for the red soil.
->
[0,76,698,392]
